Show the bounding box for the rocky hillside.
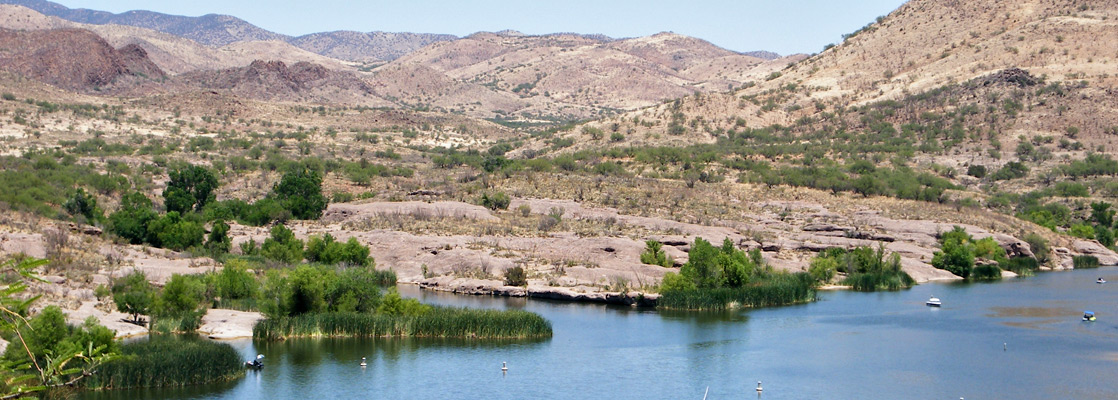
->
[290,31,458,63]
[378,31,797,119]
[0,27,164,91]
[175,60,383,104]
[605,0,1118,140]
[0,5,350,75]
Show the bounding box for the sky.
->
[56,0,909,55]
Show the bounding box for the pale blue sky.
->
[57,0,908,55]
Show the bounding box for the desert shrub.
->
[504,266,527,287]
[1,307,117,372]
[480,192,510,210]
[990,161,1029,180]
[63,188,101,222]
[1023,233,1050,266]
[966,165,987,178]
[205,219,232,256]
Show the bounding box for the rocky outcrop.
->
[0,27,165,90]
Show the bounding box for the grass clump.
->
[1073,255,1100,269]
[84,336,243,390]
[253,308,553,341]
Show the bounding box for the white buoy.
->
[501,361,508,372]
[756,381,763,392]
[360,357,367,367]
[1003,342,1007,351]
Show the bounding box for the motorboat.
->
[1083,311,1096,322]
[926,297,942,307]
[246,354,264,369]
[1098,278,1107,284]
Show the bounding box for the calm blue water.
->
[82,268,1118,399]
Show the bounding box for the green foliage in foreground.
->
[658,272,816,310]
[253,309,553,340]
[84,336,243,390]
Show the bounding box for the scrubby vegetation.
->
[929,226,1036,280]
[809,245,915,291]
[657,238,816,310]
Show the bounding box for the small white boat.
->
[360,357,367,367]
[926,297,942,307]
[1097,278,1107,284]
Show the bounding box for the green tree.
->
[658,271,696,292]
[680,238,721,289]
[112,270,154,324]
[261,224,304,264]
[163,165,218,213]
[481,192,511,211]
[271,168,328,220]
[808,257,838,283]
[156,274,207,316]
[327,267,383,312]
[109,192,158,245]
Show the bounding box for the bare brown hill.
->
[290,31,458,63]
[0,27,164,91]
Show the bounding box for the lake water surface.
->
[82,268,1118,399]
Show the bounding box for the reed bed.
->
[658,273,816,311]
[85,336,243,390]
[1073,255,1100,269]
[254,308,553,341]
[841,271,916,291]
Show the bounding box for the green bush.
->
[261,224,304,264]
[63,188,101,222]
[481,192,511,211]
[216,259,259,300]
[305,233,373,266]
[145,212,204,251]
[931,226,976,279]
[639,240,674,268]
[155,274,208,317]
[504,266,528,287]
[109,192,158,245]
[658,273,815,310]
[2,306,117,369]
[970,264,1003,280]
[205,219,232,255]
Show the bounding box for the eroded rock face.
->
[1072,240,1118,265]
[0,28,165,90]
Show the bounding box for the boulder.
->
[1072,240,1118,265]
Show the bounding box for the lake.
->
[81,268,1118,399]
